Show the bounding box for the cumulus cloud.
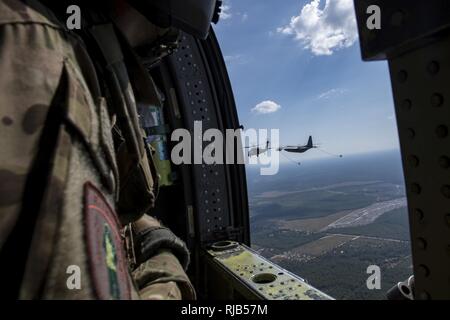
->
[218,1,248,23]
[220,4,232,20]
[251,100,282,114]
[278,0,358,56]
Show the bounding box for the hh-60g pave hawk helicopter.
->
[122,0,450,300]
[245,140,271,157]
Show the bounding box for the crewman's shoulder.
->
[0,0,63,29]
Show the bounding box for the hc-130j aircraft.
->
[246,136,317,157]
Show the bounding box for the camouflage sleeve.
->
[131,215,196,300]
[0,1,139,299]
[0,0,63,249]
[132,250,196,300]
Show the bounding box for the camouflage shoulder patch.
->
[84,182,131,300]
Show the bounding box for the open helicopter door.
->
[142,29,331,300]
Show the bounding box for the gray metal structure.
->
[354,0,450,299]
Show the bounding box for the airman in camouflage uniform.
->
[0,0,195,300]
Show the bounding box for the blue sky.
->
[214,0,400,160]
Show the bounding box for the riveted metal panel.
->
[204,243,332,300]
[207,241,332,300]
[354,0,450,300]
[167,33,233,244]
[354,0,450,61]
[389,34,450,299]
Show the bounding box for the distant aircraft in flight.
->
[279,136,316,154]
[246,140,270,157]
[246,136,343,160]
[245,136,316,157]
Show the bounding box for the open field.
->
[254,181,382,199]
[333,208,411,241]
[275,210,351,232]
[250,180,405,221]
[291,234,357,256]
[323,197,407,230]
[272,197,406,234]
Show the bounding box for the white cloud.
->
[221,4,232,20]
[224,54,241,62]
[224,54,247,65]
[277,0,358,56]
[317,88,347,100]
[251,100,282,114]
[218,1,248,23]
